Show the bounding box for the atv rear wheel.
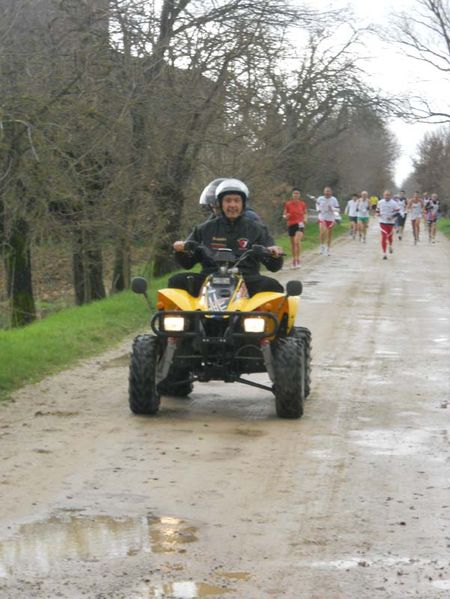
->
[290,326,312,398]
[129,334,161,415]
[272,337,305,419]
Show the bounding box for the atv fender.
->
[158,288,201,311]
[286,296,300,334]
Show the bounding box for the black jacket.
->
[175,214,283,276]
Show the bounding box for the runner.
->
[370,194,379,214]
[283,187,307,268]
[316,186,340,256]
[394,190,408,240]
[344,194,359,239]
[424,193,440,243]
[376,190,400,260]
[407,191,424,245]
[356,191,370,243]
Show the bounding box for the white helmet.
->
[199,178,226,209]
[215,178,249,208]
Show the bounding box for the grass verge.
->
[437,216,450,239]
[0,284,153,400]
[0,220,350,401]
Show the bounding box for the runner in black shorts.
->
[288,222,305,237]
[283,188,307,268]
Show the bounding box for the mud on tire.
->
[129,334,161,415]
[272,337,305,419]
[290,326,312,398]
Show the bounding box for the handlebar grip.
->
[184,240,199,253]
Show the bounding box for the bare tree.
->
[413,127,450,211]
[391,0,450,123]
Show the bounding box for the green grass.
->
[0,282,155,400]
[0,220,350,401]
[437,216,450,239]
[277,216,349,256]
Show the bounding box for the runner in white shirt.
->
[344,195,359,239]
[316,186,340,256]
[394,190,408,241]
[356,191,370,243]
[407,191,424,245]
[376,190,400,260]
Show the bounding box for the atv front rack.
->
[151,309,279,340]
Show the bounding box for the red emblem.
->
[237,238,249,249]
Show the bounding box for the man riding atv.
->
[199,177,263,223]
[129,178,311,419]
[170,178,284,297]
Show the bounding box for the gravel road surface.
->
[0,220,449,598]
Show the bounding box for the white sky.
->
[299,0,448,186]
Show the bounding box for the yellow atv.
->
[129,243,311,418]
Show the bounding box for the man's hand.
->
[173,241,185,252]
[267,245,284,257]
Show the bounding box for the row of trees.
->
[1,0,398,327]
[389,0,450,209]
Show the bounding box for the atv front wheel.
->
[290,326,312,398]
[272,337,305,419]
[129,334,161,415]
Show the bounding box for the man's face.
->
[221,194,243,220]
[292,190,301,200]
[384,191,391,200]
[324,187,332,197]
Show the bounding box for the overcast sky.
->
[299,0,446,187]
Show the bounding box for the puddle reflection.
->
[349,428,431,456]
[0,513,198,578]
[147,581,233,598]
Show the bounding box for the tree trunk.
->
[152,182,184,277]
[111,238,131,293]
[72,230,85,305]
[6,217,36,327]
[72,227,106,305]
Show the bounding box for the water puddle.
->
[0,513,198,577]
[431,579,450,590]
[147,581,233,597]
[374,350,399,357]
[310,558,362,570]
[349,428,431,456]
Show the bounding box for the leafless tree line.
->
[1,0,397,327]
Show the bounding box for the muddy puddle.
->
[144,581,233,597]
[0,513,198,578]
[349,428,432,456]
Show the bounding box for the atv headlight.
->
[243,317,265,333]
[163,316,185,332]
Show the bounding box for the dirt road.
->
[1,221,449,598]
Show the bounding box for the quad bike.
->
[129,243,311,419]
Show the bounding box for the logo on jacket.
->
[237,238,249,249]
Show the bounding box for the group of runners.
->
[283,185,342,265]
[374,189,440,259]
[283,186,441,266]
